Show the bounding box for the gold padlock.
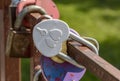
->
[6,28,31,57]
[6,5,46,58]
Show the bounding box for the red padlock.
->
[17,0,59,19]
[16,0,59,30]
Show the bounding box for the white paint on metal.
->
[33,19,69,57]
[33,19,98,68]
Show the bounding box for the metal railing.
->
[0,0,120,81]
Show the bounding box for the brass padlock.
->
[6,5,46,58]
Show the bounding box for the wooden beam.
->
[67,41,120,81]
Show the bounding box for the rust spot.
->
[70,73,74,77]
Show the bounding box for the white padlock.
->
[33,19,99,69]
[33,19,70,57]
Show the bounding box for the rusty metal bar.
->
[0,1,5,81]
[26,13,46,81]
[67,41,120,81]
[0,10,5,81]
[0,0,21,81]
[0,0,3,9]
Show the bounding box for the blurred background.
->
[22,0,120,81]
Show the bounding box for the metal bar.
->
[30,40,46,81]
[2,0,21,81]
[0,9,5,81]
[26,13,46,81]
[67,41,120,81]
[0,0,4,9]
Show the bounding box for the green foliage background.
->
[22,0,120,81]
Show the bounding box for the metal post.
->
[0,0,21,81]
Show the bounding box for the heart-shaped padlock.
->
[40,56,86,81]
[40,28,86,81]
[33,19,70,57]
[33,19,86,81]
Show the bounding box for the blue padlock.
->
[40,56,86,81]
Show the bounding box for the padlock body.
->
[6,29,31,58]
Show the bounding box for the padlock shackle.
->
[33,69,42,81]
[14,5,47,30]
